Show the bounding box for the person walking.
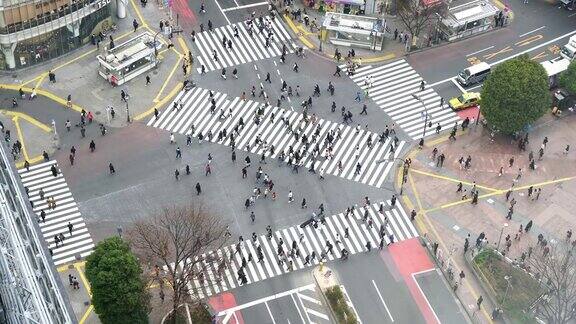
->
[288,190,294,203]
[195,182,202,195]
[205,163,211,176]
[250,211,255,223]
[109,163,115,174]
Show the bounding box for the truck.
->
[561,35,576,61]
[541,57,570,89]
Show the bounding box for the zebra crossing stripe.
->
[148,87,405,189]
[194,16,294,73]
[346,59,461,140]
[179,202,418,298]
[18,160,94,265]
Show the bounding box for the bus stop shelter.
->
[97,31,161,86]
[321,12,386,51]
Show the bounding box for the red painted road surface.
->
[171,0,196,28]
[209,292,244,324]
[389,238,439,324]
[456,105,481,121]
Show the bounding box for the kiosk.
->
[97,31,161,86]
[322,12,386,50]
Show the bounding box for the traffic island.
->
[470,249,542,323]
[312,264,358,324]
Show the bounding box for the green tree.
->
[85,237,150,324]
[481,55,551,135]
[560,59,576,94]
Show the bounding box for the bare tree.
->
[396,0,446,41]
[127,205,229,322]
[527,244,576,323]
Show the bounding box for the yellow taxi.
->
[449,92,481,111]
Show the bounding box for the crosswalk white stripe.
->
[195,32,219,71]
[346,60,459,139]
[168,203,418,296]
[245,240,267,280]
[19,161,93,265]
[260,235,283,276]
[204,29,233,68]
[225,25,252,63]
[149,88,404,188]
[191,16,293,73]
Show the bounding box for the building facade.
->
[0,0,111,70]
[0,141,75,323]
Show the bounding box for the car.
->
[449,92,481,111]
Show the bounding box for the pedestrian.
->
[176,147,182,158]
[565,144,570,155]
[250,211,255,223]
[195,182,201,195]
[175,169,180,180]
[288,191,294,203]
[146,75,151,85]
[132,19,139,32]
[109,163,115,174]
[68,222,73,235]
[477,296,483,309]
[509,157,514,167]
[205,163,211,176]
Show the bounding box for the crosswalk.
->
[147,87,405,188]
[346,59,461,140]
[193,16,294,73]
[19,161,94,266]
[181,201,418,299]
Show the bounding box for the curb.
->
[311,267,338,324]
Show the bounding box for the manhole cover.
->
[153,70,159,75]
[94,111,101,115]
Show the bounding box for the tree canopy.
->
[85,237,150,324]
[481,55,551,135]
[560,59,576,95]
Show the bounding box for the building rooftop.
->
[322,12,382,35]
[97,31,157,70]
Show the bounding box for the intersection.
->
[1,0,575,322]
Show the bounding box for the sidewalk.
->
[400,114,576,323]
[0,0,187,127]
[57,262,99,324]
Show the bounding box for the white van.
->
[457,62,491,87]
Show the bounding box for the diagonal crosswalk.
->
[345,59,461,140]
[148,87,405,188]
[181,201,418,299]
[19,161,94,266]
[194,16,294,73]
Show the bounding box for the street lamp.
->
[412,93,430,140]
[375,157,409,195]
[126,100,131,123]
[153,31,161,57]
[502,275,512,305]
[496,223,509,251]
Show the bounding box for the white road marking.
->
[466,46,494,57]
[518,26,546,38]
[451,78,466,93]
[291,293,309,323]
[216,284,317,315]
[429,29,576,88]
[265,301,278,324]
[372,280,394,322]
[412,272,441,324]
[222,1,269,12]
[213,0,231,24]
